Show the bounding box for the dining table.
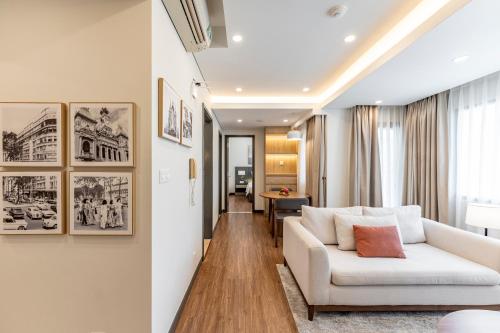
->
[259,191,310,237]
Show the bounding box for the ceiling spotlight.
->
[344,34,356,43]
[453,55,469,64]
[302,87,310,92]
[232,34,243,42]
[375,100,383,104]
[283,119,289,123]
[235,87,243,92]
[237,119,243,123]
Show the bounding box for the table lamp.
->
[465,203,500,236]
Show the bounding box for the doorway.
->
[225,135,255,213]
[202,105,213,258]
[218,131,223,215]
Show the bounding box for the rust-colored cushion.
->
[353,225,406,258]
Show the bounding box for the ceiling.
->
[196,0,410,97]
[213,108,309,129]
[328,0,500,108]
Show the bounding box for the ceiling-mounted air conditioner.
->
[162,0,212,52]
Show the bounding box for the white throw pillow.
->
[301,206,362,244]
[362,205,426,244]
[334,214,402,251]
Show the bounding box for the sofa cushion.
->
[363,205,426,244]
[327,243,500,286]
[301,206,362,245]
[353,225,406,258]
[334,214,401,251]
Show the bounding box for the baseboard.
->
[168,258,203,333]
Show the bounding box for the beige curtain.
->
[402,91,449,221]
[348,106,382,207]
[305,115,327,207]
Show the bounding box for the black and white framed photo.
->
[69,103,134,167]
[0,103,64,167]
[158,78,181,143]
[180,101,193,147]
[69,172,133,235]
[1,172,63,235]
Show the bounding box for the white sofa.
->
[283,214,500,320]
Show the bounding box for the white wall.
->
[0,1,152,333]
[151,0,222,332]
[325,109,351,207]
[223,129,265,210]
[227,137,252,193]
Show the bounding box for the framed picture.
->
[158,78,181,143]
[69,172,133,235]
[0,103,64,167]
[180,101,193,147]
[0,172,63,235]
[69,102,134,167]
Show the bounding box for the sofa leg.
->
[307,305,315,321]
[283,258,287,267]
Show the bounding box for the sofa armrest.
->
[283,216,330,305]
[423,218,500,273]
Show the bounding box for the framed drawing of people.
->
[0,171,64,235]
[158,78,181,143]
[69,172,133,236]
[0,103,64,167]
[180,101,193,147]
[69,103,134,167]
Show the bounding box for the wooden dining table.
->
[259,191,310,239]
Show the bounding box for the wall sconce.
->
[191,79,208,100]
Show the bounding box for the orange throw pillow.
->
[353,225,406,258]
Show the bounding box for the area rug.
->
[277,264,447,333]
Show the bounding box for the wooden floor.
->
[227,194,253,212]
[175,212,297,333]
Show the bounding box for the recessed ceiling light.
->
[237,119,243,123]
[302,87,310,92]
[232,34,243,43]
[453,55,469,64]
[283,119,289,123]
[375,100,383,104]
[344,34,356,43]
[235,87,243,92]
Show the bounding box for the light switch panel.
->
[159,168,171,184]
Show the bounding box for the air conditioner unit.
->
[162,0,212,52]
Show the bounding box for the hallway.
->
[175,213,297,333]
[227,194,253,213]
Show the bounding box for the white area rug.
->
[277,264,447,333]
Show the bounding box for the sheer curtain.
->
[449,72,500,237]
[377,106,405,207]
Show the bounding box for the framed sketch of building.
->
[0,103,64,167]
[158,78,181,143]
[180,101,193,147]
[69,103,134,167]
[69,172,133,235]
[1,172,63,235]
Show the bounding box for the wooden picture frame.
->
[180,101,193,147]
[69,102,135,167]
[0,102,65,167]
[158,78,182,143]
[68,171,133,236]
[0,171,64,235]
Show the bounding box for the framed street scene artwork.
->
[0,103,64,167]
[180,101,193,147]
[69,172,133,235]
[1,172,63,235]
[158,78,181,143]
[69,103,134,167]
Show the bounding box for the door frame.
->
[224,135,256,212]
[202,105,213,259]
[218,131,223,215]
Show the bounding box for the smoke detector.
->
[327,5,348,18]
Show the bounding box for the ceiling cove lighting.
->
[344,34,357,43]
[453,55,469,63]
[232,34,243,42]
[235,87,243,92]
[211,0,458,107]
[237,119,243,123]
[287,130,301,141]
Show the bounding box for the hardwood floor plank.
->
[174,213,297,333]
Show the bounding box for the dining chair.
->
[273,197,310,247]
